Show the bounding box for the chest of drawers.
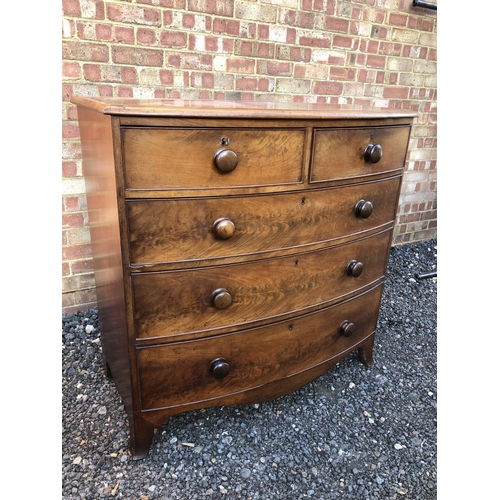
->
[72,97,415,459]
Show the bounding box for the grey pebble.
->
[240,467,252,479]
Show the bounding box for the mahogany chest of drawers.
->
[72,97,415,459]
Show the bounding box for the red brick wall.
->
[62,0,437,313]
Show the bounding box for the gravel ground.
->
[62,238,437,500]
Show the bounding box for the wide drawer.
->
[127,176,401,266]
[121,127,305,190]
[137,284,383,411]
[310,125,411,183]
[131,229,392,341]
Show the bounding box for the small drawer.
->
[310,125,411,183]
[127,176,401,265]
[122,127,305,190]
[131,229,392,341]
[137,284,383,411]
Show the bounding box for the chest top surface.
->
[71,96,418,120]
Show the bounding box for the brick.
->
[399,73,426,86]
[137,28,158,45]
[62,0,81,17]
[389,13,408,26]
[358,69,375,83]
[188,0,234,16]
[83,64,101,82]
[62,162,79,178]
[79,0,105,20]
[63,40,109,62]
[139,68,161,86]
[213,17,240,35]
[332,35,354,49]
[325,16,349,33]
[214,74,235,89]
[239,22,256,39]
[366,55,386,69]
[227,57,255,74]
[159,69,174,85]
[235,1,277,22]
[191,72,215,88]
[62,289,98,314]
[106,4,161,26]
[122,67,138,84]
[258,24,270,40]
[62,61,81,79]
[258,60,292,76]
[313,81,343,95]
[160,31,188,48]
[279,10,314,29]
[112,46,163,67]
[62,140,83,160]
[418,33,437,48]
[363,7,385,23]
[236,77,258,90]
[62,18,75,38]
[329,67,356,81]
[62,212,84,228]
[379,42,402,56]
[383,86,409,99]
[299,35,330,48]
[275,78,311,93]
[114,26,135,44]
[70,259,95,274]
[392,29,419,44]
[413,60,437,74]
[62,274,96,293]
[62,243,93,261]
[117,87,134,98]
[344,83,365,96]
[350,21,372,37]
[96,24,112,41]
[64,195,87,212]
[63,123,80,139]
[387,57,413,72]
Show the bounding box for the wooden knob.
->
[213,218,235,240]
[364,143,383,163]
[354,200,373,218]
[214,149,238,173]
[347,260,364,277]
[210,357,230,379]
[338,320,355,337]
[211,288,232,309]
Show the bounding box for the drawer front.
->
[122,127,305,190]
[137,284,383,410]
[131,229,392,340]
[127,176,401,266]
[310,125,411,183]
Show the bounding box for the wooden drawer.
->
[127,176,401,266]
[131,229,392,341]
[122,127,305,190]
[137,284,383,411]
[310,125,411,183]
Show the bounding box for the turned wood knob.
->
[354,200,374,218]
[210,357,230,379]
[338,320,355,337]
[213,217,235,240]
[347,260,364,277]
[364,143,383,163]
[211,288,233,309]
[214,149,238,173]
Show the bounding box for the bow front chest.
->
[72,97,415,459]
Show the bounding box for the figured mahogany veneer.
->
[71,97,415,459]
